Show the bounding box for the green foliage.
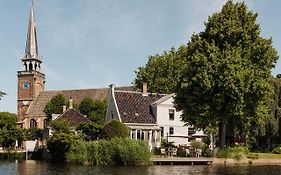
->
[49,120,71,134]
[272,146,281,154]
[101,120,128,139]
[216,146,250,160]
[0,112,17,129]
[0,91,6,100]
[67,138,151,166]
[78,98,107,125]
[247,153,259,160]
[0,127,21,149]
[175,0,278,147]
[44,94,66,119]
[23,128,43,140]
[0,112,21,149]
[47,132,80,161]
[176,149,187,157]
[76,122,102,139]
[133,46,188,94]
[190,140,205,149]
[161,139,173,148]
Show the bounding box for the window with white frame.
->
[169,109,175,120]
[169,127,174,135]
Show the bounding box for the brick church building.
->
[17,1,125,129]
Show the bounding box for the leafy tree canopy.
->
[78,98,107,125]
[23,128,43,141]
[0,112,17,129]
[0,112,21,148]
[174,1,278,148]
[101,120,128,139]
[49,120,71,134]
[44,94,66,120]
[76,122,102,140]
[47,132,80,161]
[133,46,188,94]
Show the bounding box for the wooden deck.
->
[152,157,213,165]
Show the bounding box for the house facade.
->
[151,94,191,146]
[106,84,162,150]
[106,84,203,149]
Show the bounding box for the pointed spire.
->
[24,0,40,60]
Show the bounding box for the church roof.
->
[55,108,90,127]
[114,90,164,124]
[26,86,133,117]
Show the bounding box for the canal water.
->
[1,160,281,175]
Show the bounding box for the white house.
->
[106,83,204,150]
[106,84,162,150]
[151,94,190,146]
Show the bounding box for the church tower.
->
[17,0,45,123]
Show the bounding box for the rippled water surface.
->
[1,160,281,175]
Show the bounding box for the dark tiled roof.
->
[115,91,164,124]
[26,86,134,117]
[26,88,109,117]
[55,108,90,127]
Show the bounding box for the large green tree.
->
[78,98,107,125]
[0,112,21,148]
[254,77,281,150]
[44,93,66,120]
[133,46,188,94]
[175,1,278,148]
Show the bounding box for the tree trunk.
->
[219,121,226,149]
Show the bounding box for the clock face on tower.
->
[23,82,29,89]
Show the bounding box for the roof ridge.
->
[45,87,108,92]
[115,90,166,96]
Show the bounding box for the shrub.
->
[247,153,259,160]
[176,149,186,157]
[101,120,128,139]
[67,138,151,166]
[190,140,205,149]
[216,146,249,160]
[47,132,80,161]
[272,146,281,154]
[66,139,88,165]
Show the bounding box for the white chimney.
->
[69,97,73,109]
[63,105,67,112]
[142,82,147,96]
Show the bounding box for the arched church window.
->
[30,119,37,128]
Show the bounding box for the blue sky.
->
[0,0,280,113]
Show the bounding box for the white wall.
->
[105,86,121,122]
[155,97,190,146]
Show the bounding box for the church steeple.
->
[22,0,42,72]
[17,0,45,126]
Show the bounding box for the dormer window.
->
[169,109,175,120]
